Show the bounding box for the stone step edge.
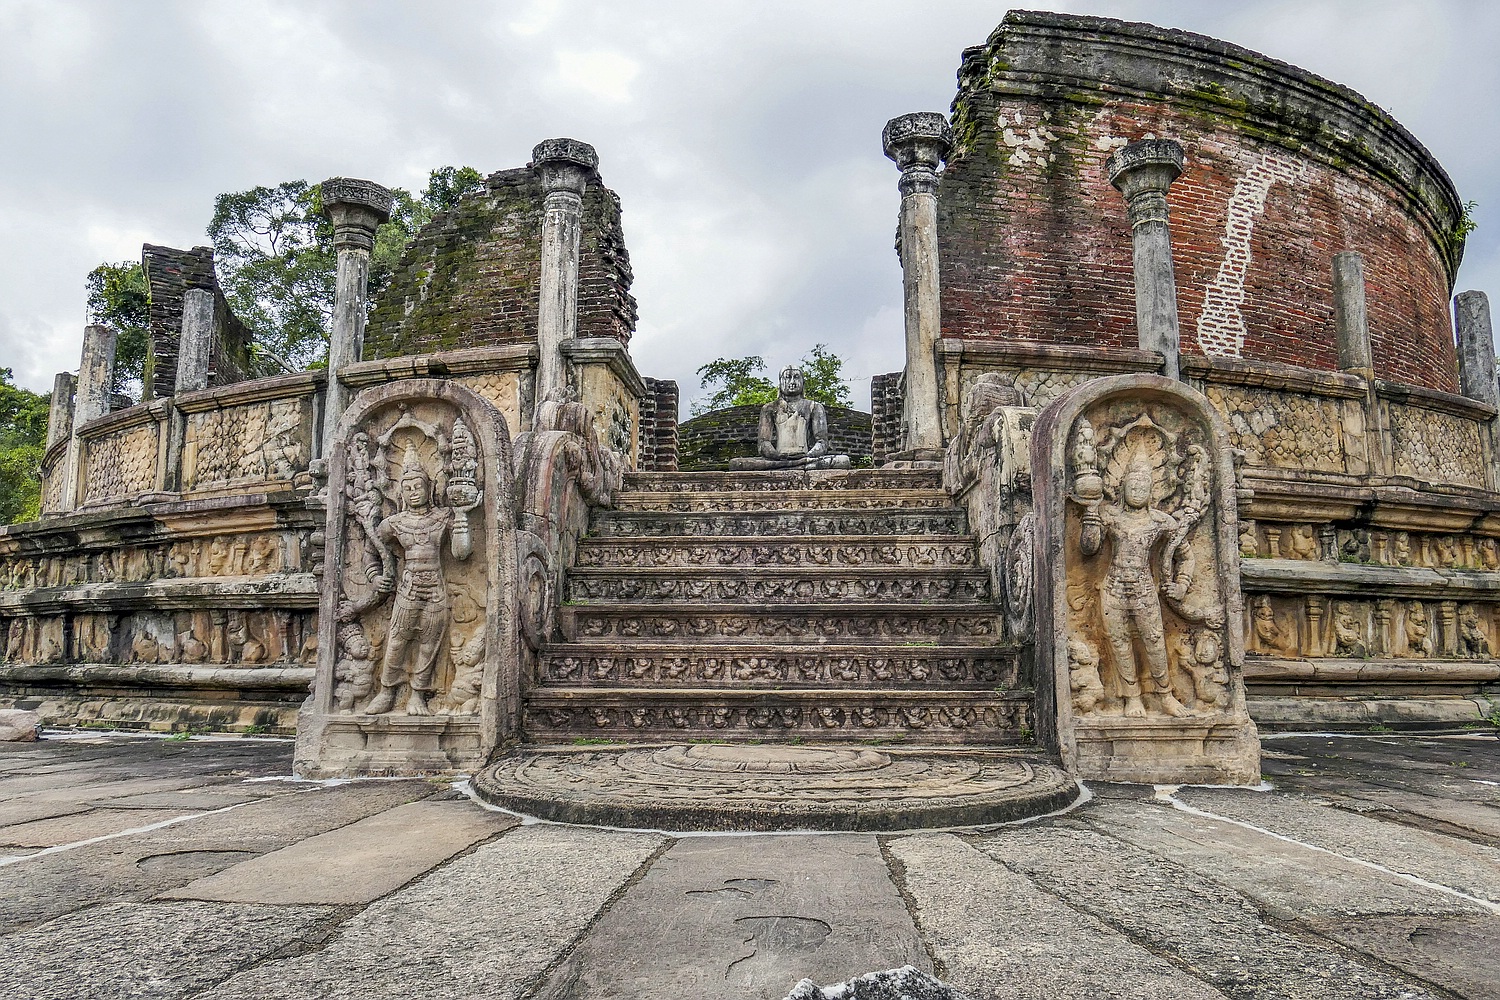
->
[527,688,1033,703]
[565,566,991,579]
[540,643,1019,657]
[560,603,1004,615]
[622,470,942,487]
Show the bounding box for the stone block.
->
[0,708,39,741]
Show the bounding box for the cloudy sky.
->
[1,0,1496,410]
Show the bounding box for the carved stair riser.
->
[559,606,1001,643]
[590,511,968,538]
[539,646,1022,688]
[573,536,979,570]
[564,571,992,604]
[611,490,952,512]
[524,691,1032,743]
[622,470,943,493]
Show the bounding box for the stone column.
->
[319,177,393,456]
[45,373,75,451]
[162,288,218,491]
[65,324,119,509]
[1107,140,1186,380]
[1333,252,1374,374]
[1456,291,1497,406]
[883,112,953,459]
[533,138,598,409]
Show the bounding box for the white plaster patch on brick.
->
[999,109,1058,167]
[1195,153,1310,357]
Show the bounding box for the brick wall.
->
[140,245,253,399]
[870,372,903,465]
[938,11,1467,394]
[365,166,637,358]
[638,377,679,471]
[679,404,873,471]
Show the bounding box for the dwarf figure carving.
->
[1459,605,1492,657]
[333,622,375,713]
[1067,635,1105,716]
[1405,602,1434,657]
[362,444,480,716]
[1250,595,1290,655]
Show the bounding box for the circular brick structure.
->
[939,11,1467,392]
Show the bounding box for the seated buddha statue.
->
[729,366,852,471]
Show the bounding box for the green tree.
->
[207,166,486,373]
[692,344,852,416]
[0,369,50,525]
[85,261,150,395]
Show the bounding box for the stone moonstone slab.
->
[472,744,1077,832]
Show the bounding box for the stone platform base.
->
[294,713,486,777]
[471,743,1079,832]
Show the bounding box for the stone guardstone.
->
[473,744,1077,832]
[295,379,520,777]
[784,967,972,1000]
[0,708,40,741]
[1030,374,1260,784]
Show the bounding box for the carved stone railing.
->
[177,372,319,500]
[37,439,70,516]
[77,401,168,509]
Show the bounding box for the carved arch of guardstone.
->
[1030,374,1260,785]
[511,386,624,686]
[295,379,519,778]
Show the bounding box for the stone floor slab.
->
[160,796,518,904]
[0,900,336,1000]
[194,825,664,1000]
[1305,914,1500,1000]
[1176,786,1500,904]
[0,779,432,933]
[1094,799,1487,919]
[0,807,200,848]
[888,833,1229,1000]
[537,834,929,999]
[978,820,1444,999]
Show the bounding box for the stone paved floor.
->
[1,730,1497,1000]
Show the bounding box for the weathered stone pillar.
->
[45,373,75,451]
[883,112,953,459]
[1456,291,1497,406]
[1107,140,1186,380]
[319,177,393,457]
[162,288,218,491]
[65,324,118,509]
[533,138,598,409]
[1333,252,1374,374]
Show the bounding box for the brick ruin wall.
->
[141,245,253,398]
[939,11,1467,394]
[870,373,903,465]
[678,404,873,471]
[365,167,638,359]
[638,377,680,472]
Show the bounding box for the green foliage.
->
[692,343,853,416]
[208,166,486,373]
[0,368,50,525]
[85,261,150,394]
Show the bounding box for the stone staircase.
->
[521,469,1032,744]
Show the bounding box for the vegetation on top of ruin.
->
[0,369,48,524]
[87,166,486,383]
[692,345,852,417]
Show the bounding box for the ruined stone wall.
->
[365,167,638,358]
[638,377,679,472]
[141,245,253,399]
[679,404,873,471]
[870,373,903,465]
[939,11,1466,393]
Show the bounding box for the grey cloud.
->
[1,0,1494,411]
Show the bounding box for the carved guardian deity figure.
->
[729,366,851,470]
[362,444,481,715]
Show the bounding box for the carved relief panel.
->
[1032,375,1258,784]
[182,397,311,494]
[299,380,518,778]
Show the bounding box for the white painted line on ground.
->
[0,800,253,868]
[1157,787,1500,915]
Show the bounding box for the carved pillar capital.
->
[1106,139,1184,225]
[533,138,598,200]
[320,177,394,254]
[883,112,953,197]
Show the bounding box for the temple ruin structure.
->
[1,12,1495,788]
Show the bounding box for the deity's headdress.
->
[397,443,430,509]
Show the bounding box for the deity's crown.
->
[399,443,427,482]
